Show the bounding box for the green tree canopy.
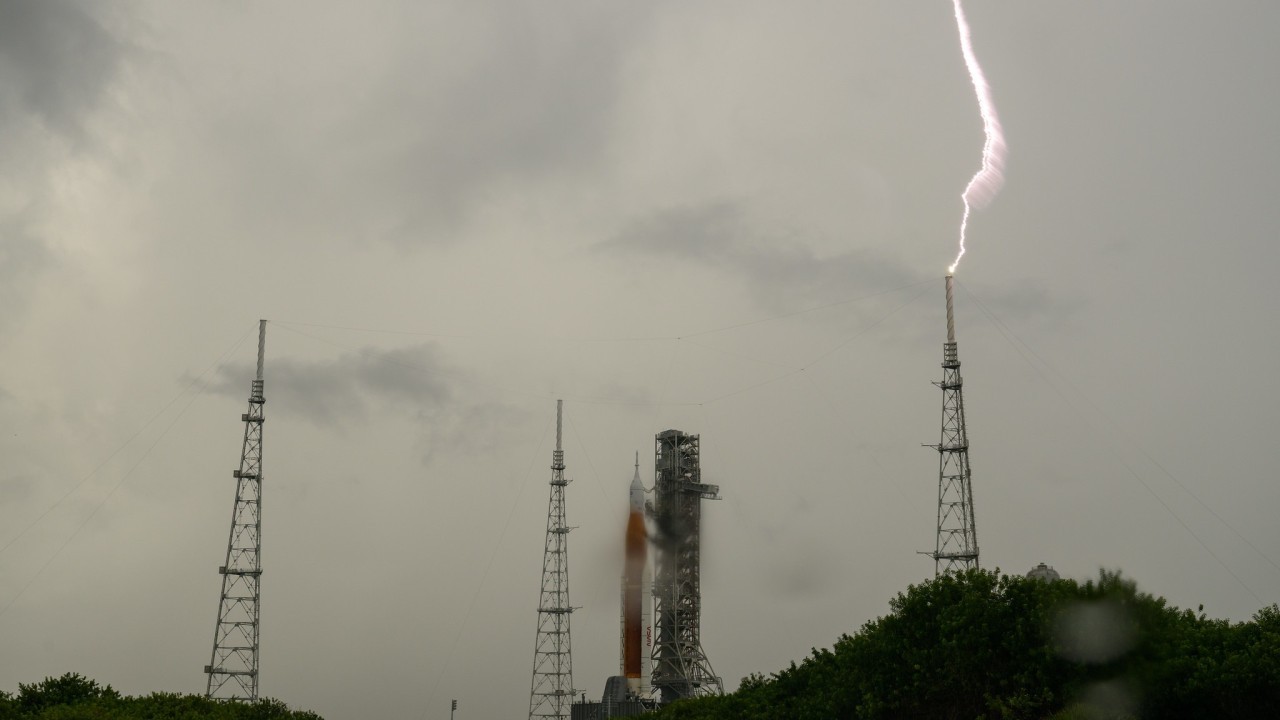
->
[0,674,321,720]
[654,570,1280,720]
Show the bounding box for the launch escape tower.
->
[529,400,576,720]
[650,430,722,704]
[929,277,979,575]
[205,320,266,700]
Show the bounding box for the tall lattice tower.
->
[651,429,721,705]
[205,320,266,700]
[930,276,979,575]
[528,400,575,720]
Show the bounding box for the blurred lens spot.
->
[1071,679,1139,719]
[1053,600,1135,663]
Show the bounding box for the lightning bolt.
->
[949,0,1006,275]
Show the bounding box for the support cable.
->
[0,324,257,620]
[424,417,552,714]
[270,278,933,345]
[960,283,1268,604]
[0,324,257,558]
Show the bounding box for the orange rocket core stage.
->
[623,459,646,693]
[624,509,645,682]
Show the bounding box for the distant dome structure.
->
[1026,563,1061,582]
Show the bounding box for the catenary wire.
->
[0,322,259,620]
[959,281,1266,606]
[270,278,932,345]
[271,322,702,408]
[0,323,257,559]
[424,414,552,714]
[962,283,1280,579]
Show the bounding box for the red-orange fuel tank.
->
[623,464,646,689]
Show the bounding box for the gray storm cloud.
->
[0,0,126,139]
[204,344,455,428]
[1,3,1278,719]
[0,0,132,338]
[600,201,921,309]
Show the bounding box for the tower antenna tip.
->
[945,275,957,345]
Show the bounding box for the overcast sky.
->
[2,1,1279,718]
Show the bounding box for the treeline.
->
[655,570,1279,720]
[0,674,322,720]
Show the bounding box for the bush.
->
[0,675,322,720]
[652,570,1280,720]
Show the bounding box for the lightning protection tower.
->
[205,320,266,700]
[929,277,979,575]
[651,429,722,705]
[528,400,575,720]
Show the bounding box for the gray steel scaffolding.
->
[205,320,266,700]
[529,400,576,720]
[650,429,721,705]
[929,277,979,575]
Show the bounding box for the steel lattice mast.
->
[930,277,979,575]
[528,400,575,720]
[205,320,266,700]
[651,429,721,705]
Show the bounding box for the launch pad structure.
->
[650,430,722,704]
[572,430,722,719]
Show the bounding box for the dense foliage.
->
[654,570,1279,720]
[0,674,322,720]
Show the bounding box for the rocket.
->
[622,453,646,695]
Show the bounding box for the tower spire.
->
[206,319,266,699]
[529,400,575,720]
[931,278,979,575]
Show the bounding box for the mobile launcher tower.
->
[650,429,722,704]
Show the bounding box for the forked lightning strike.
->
[949,0,1006,274]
